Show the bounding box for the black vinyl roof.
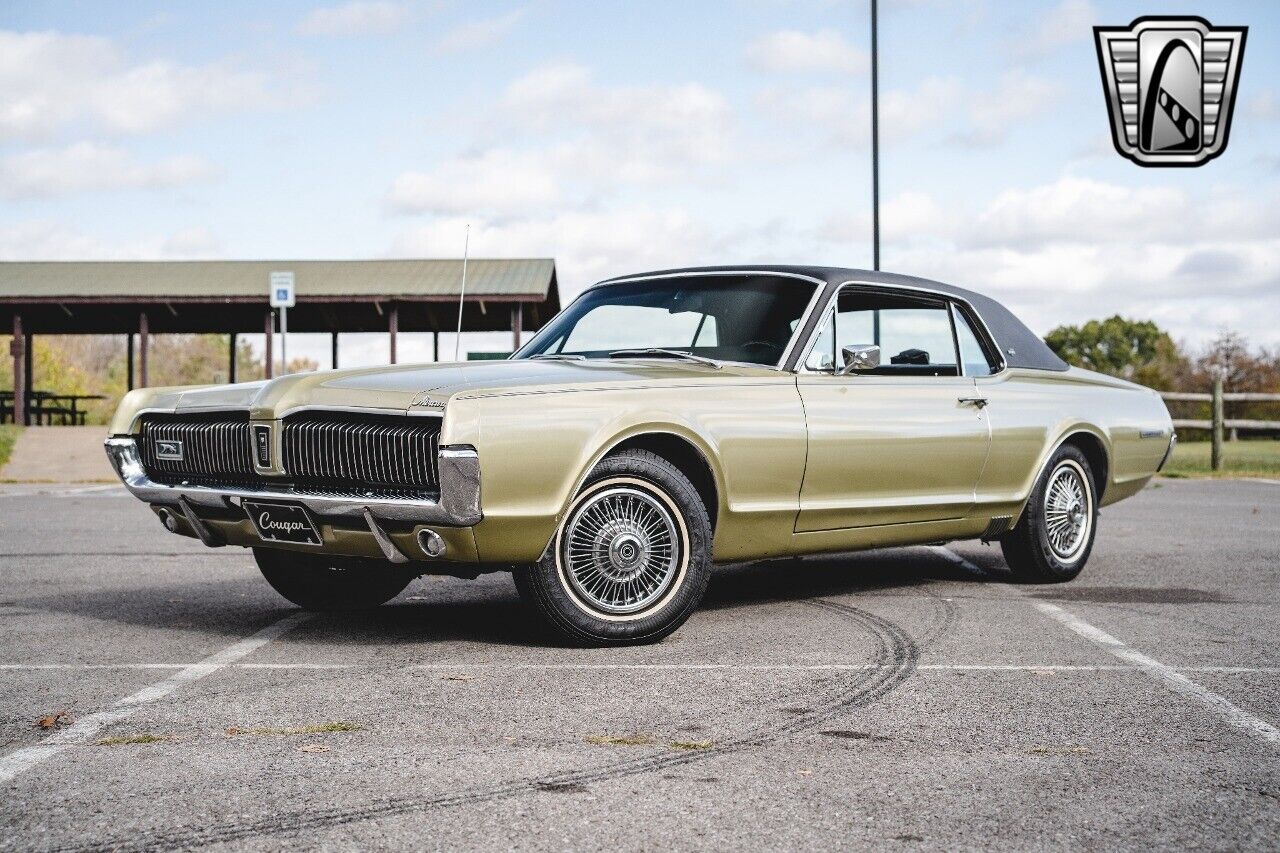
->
[599,265,1069,372]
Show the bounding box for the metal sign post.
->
[269,271,295,375]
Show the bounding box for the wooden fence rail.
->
[1159,381,1280,470]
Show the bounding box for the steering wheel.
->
[740,340,783,360]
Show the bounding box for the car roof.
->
[595,265,1068,372]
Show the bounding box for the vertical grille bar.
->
[280,413,442,492]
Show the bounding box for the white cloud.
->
[0,29,273,139]
[1247,90,1280,122]
[0,142,217,198]
[503,63,731,150]
[951,70,1060,147]
[434,9,523,53]
[389,208,721,295]
[297,2,411,36]
[0,221,224,260]
[1018,0,1096,58]
[386,148,560,215]
[745,29,867,74]
[756,70,1057,150]
[756,76,962,148]
[384,63,734,213]
[814,176,1280,347]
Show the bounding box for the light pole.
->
[871,0,881,271]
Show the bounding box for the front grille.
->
[139,413,255,482]
[281,413,441,492]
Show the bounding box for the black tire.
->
[254,548,414,610]
[1000,444,1098,583]
[514,448,712,646]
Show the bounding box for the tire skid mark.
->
[49,602,918,853]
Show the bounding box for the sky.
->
[2,0,1277,368]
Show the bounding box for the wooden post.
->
[331,332,339,370]
[24,333,33,424]
[138,312,149,388]
[228,332,238,383]
[511,303,522,352]
[264,311,274,379]
[1211,378,1224,472]
[389,305,398,364]
[10,315,24,426]
[126,333,135,391]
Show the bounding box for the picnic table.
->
[0,390,106,426]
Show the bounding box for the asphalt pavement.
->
[0,478,1277,851]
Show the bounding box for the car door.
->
[795,286,990,532]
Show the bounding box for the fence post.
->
[1211,378,1224,472]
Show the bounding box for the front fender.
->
[466,381,806,563]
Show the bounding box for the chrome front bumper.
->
[104,437,482,527]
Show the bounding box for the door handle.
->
[958,396,989,408]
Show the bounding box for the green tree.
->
[1044,316,1185,389]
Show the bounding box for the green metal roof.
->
[0,259,555,300]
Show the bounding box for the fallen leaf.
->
[227,722,361,736]
[299,743,330,753]
[96,734,172,746]
[442,674,474,682]
[797,768,812,776]
[585,733,654,746]
[37,711,73,730]
[670,740,714,751]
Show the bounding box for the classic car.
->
[105,266,1176,645]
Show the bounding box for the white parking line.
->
[0,612,313,784]
[935,546,1280,748]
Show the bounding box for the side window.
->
[807,289,959,376]
[953,307,998,377]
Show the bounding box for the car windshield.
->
[514,275,818,367]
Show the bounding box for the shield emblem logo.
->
[1094,16,1247,167]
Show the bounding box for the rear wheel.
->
[514,449,712,646]
[254,548,413,610]
[1000,444,1098,583]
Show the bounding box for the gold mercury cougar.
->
[106,267,1176,645]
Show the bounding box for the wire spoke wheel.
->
[1042,460,1092,562]
[561,485,683,616]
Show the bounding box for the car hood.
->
[163,358,784,418]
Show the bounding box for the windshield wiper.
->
[607,348,723,369]
[530,353,586,361]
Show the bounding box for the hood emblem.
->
[410,392,445,410]
[155,440,184,461]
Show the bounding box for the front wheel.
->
[1000,444,1098,583]
[254,548,414,610]
[514,449,712,646]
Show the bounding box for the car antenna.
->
[453,223,469,362]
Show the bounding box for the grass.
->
[1160,440,1280,479]
[226,721,362,736]
[0,425,20,471]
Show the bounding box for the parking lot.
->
[1,477,1277,851]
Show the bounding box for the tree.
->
[1044,316,1185,389]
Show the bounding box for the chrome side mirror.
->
[839,344,880,375]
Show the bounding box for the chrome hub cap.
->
[562,486,681,615]
[1044,461,1092,562]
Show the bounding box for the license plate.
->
[243,501,322,546]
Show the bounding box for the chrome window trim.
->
[794,279,1009,378]
[512,269,828,371]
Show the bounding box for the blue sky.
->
[2,0,1277,366]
